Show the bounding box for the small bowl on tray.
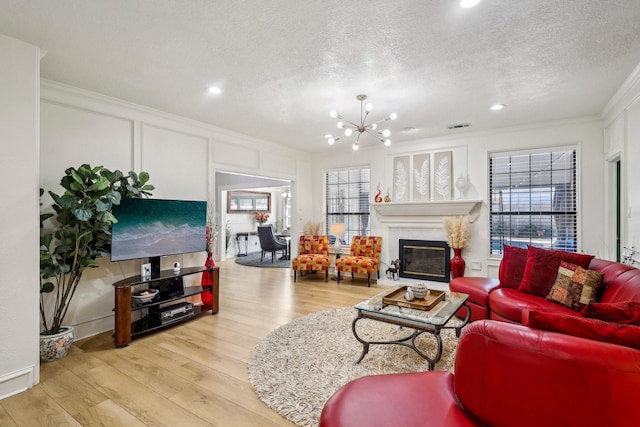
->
[132,288,159,304]
[409,283,430,299]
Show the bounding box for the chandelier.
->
[326,94,397,151]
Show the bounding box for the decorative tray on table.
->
[382,286,446,311]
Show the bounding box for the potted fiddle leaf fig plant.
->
[39,164,154,361]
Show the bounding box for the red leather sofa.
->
[450,258,640,324]
[320,319,640,427]
[320,258,640,426]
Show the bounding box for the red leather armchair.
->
[320,319,640,427]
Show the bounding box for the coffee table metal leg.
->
[352,311,443,370]
[454,302,472,338]
[352,314,370,363]
[410,331,442,371]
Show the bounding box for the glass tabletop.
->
[354,286,469,327]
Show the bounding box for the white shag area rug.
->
[248,307,460,427]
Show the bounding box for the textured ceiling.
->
[2,0,640,152]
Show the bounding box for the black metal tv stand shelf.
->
[112,266,219,347]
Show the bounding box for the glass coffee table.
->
[352,287,471,370]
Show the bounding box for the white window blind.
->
[325,167,370,245]
[489,148,577,255]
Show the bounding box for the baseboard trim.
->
[0,366,35,400]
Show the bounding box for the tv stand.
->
[112,265,219,347]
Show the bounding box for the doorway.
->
[215,171,292,261]
[616,159,621,261]
[606,156,622,262]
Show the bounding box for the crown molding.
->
[601,62,640,121]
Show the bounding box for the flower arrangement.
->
[443,215,470,249]
[255,212,269,224]
[205,202,220,254]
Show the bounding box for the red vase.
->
[450,248,466,279]
[201,252,215,305]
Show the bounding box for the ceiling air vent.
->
[448,123,471,130]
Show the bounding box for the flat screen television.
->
[111,198,207,277]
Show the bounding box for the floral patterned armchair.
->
[336,236,382,286]
[291,235,330,282]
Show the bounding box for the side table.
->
[235,231,256,256]
[329,248,349,281]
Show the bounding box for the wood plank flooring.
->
[1,259,383,426]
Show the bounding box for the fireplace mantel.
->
[371,200,482,224]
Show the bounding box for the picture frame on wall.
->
[392,155,410,202]
[227,191,271,213]
[411,153,430,201]
[433,151,453,200]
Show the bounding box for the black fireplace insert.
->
[399,239,451,283]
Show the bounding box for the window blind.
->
[489,149,577,255]
[325,167,370,244]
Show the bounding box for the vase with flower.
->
[444,215,471,279]
[255,212,269,226]
[201,203,219,305]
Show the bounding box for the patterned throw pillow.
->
[546,261,604,311]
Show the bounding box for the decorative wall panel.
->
[433,151,453,200]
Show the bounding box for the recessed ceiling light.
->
[460,0,481,8]
[207,86,222,95]
[490,104,506,111]
[401,127,416,133]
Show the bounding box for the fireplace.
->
[399,239,450,283]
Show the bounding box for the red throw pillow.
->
[498,245,528,289]
[523,309,640,350]
[582,301,640,326]
[546,261,603,311]
[518,246,594,297]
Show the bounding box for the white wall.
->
[214,172,291,258]
[39,80,309,341]
[0,35,40,397]
[625,99,640,243]
[603,64,640,257]
[311,118,605,278]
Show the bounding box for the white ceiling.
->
[2,0,640,153]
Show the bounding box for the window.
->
[325,167,370,245]
[227,191,271,213]
[283,191,291,229]
[489,148,577,255]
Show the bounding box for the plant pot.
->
[40,326,74,362]
[450,248,466,279]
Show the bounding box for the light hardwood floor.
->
[1,259,383,426]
